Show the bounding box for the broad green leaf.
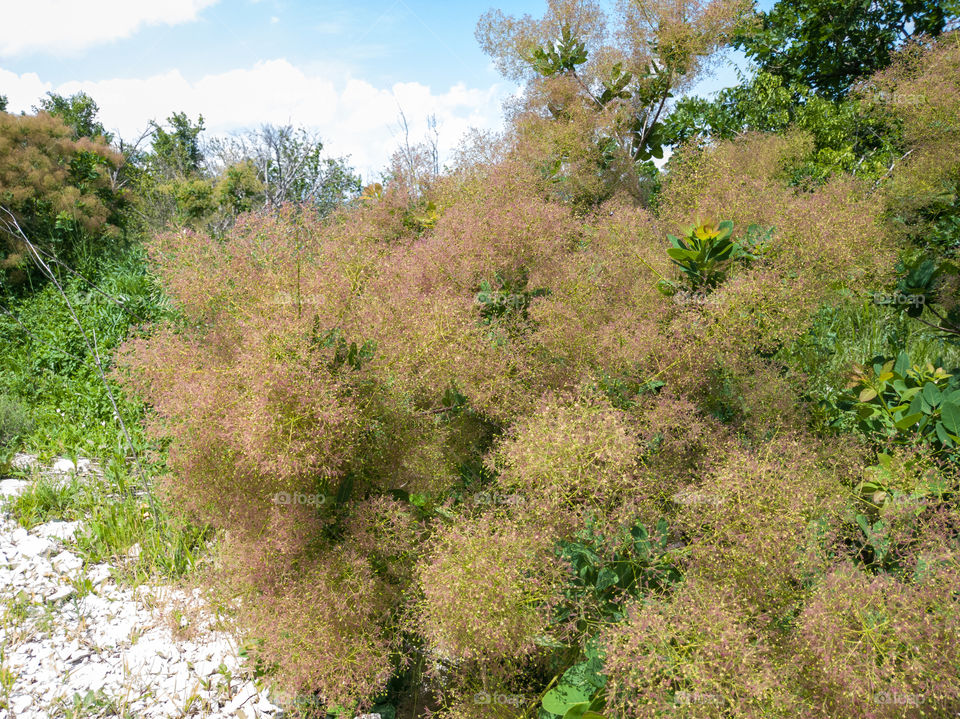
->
[543,686,591,715]
[859,388,878,402]
[900,387,921,401]
[561,702,593,719]
[894,413,923,431]
[935,421,952,447]
[923,382,942,407]
[595,567,618,591]
[894,351,911,376]
[942,401,960,434]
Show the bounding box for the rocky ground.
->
[0,454,289,719]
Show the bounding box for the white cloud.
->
[0,59,511,181]
[0,0,220,57]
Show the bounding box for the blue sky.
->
[0,0,773,181]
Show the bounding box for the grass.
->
[2,466,212,585]
[0,245,210,586]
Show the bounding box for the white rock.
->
[17,535,53,558]
[10,695,32,714]
[0,479,29,497]
[223,682,258,714]
[51,550,83,574]
[10,453,37,471]
[35,521,80,541]
[86,563,111,586]
[50,458,77,474]
[47,586,75,603]
[194,659,219,677]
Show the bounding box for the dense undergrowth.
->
[1,5,959,719]
[105,29,960,719]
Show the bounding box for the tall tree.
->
[477,0,752,206]
[34,91,111,142]
[149,112,205,179]
[207,124,360,213]
[738,0,959,100]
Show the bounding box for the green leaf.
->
[935,421,953,446]
[543,686,591,715]
[923,382,942,407]
[595,567,618,591]
[561,702,593,719]
[894,412,923,431]
[894,351,911,376]
[941,401,960,434]
[858,387,878,402]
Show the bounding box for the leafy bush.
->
[0,394,32,449]
[107,27,960,719]
[841,351,960,456]
[0,109,125,285]
[665,219,743,290]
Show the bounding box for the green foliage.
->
[737,0,958,100]
[0,248,169,455]
[890,252,960,340]
[34,91,111,141]
[475,269,550,326]
[0,394,33,449]
[840,351,960,455]
[541,643,608,719]
[554,517,681,631]
[856,451,948,510]
[663,70,901,183]
[311,325,376,373]
[529,25,588,76]
[665,220,741,290]
[149,111,205,178]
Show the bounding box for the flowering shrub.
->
[115,30,960,719]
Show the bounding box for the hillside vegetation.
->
[2,1,959,718]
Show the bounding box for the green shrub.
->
[0,394,32,448]
[841,351,960,457]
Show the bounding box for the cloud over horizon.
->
[0,59,512,181]
[0,0,221,56]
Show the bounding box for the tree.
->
[149,112,205,179]
[34,91,111,142]
[661,69,902,183]
[737,0,960,101]
[0,95,7,113]
[0,110,124,287]
[207,124,360,213]
[476,0,752,206]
